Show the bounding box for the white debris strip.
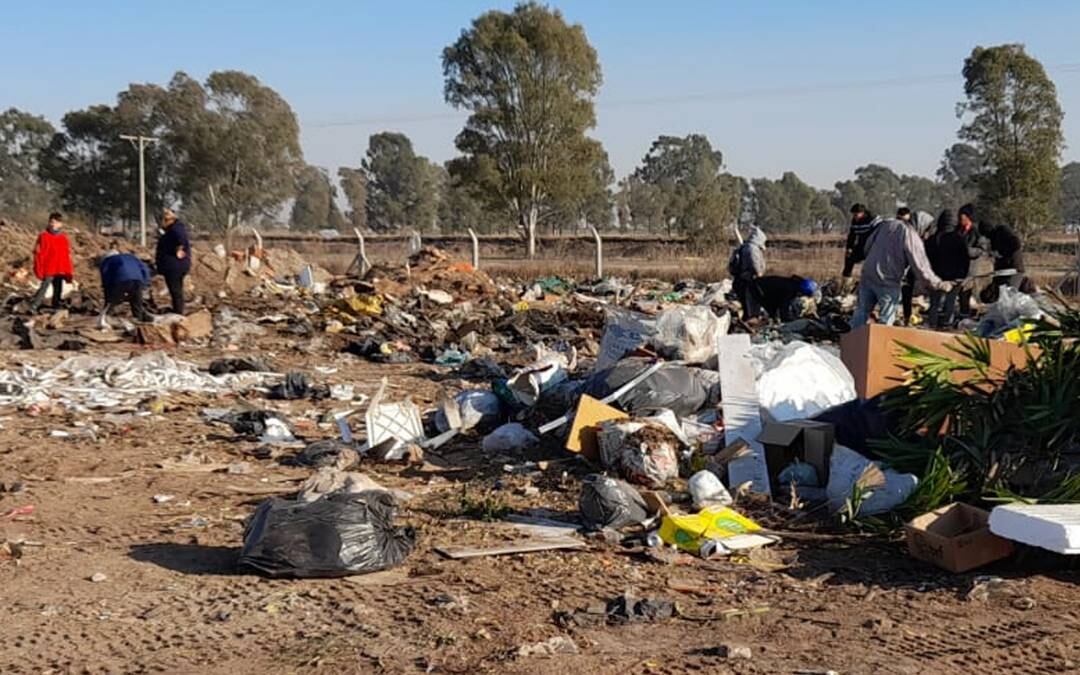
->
[0,352,275,412]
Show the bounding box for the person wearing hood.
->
[98,244,153,328]
[924,210,969,328]
[956,204,986,317]
[978,218,1029,301]
[728,226,767,320]
[155,208,192,314]
[851,218,952,328]
[29,212,74,313]
[896,208,937,325]
[842,203,883,279]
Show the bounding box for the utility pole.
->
[120,134,160,247]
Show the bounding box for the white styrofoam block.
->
[989,503,1080,554]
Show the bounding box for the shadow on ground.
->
[129,543,241,575]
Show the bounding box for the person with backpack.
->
[728,226,767,321]
[755,275,819,322]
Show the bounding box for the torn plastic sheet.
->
[0,352,275,412]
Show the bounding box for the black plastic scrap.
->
[208,356,271,376]
[578,474,649,531]
[268,371,330,401]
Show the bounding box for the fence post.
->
[589,225,603,279]
[467,228,480,269]
[407,230,422,256]
[246,223,263,270]
[353,228,371,276]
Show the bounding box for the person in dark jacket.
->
[978,219,1029,302]
[924,210,969,328]
[98,246,153,327]
[842,203,883,279]
[756,275,819,322]
[956,204,985,316]
[728,226,767,320]
[155,208,192,314]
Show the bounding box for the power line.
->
[305,63,1080,130]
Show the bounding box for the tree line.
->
[1,3,1075,250]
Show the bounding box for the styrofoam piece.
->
[717,334,770,494]
[989,503,1080,554]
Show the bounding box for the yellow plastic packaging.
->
[1003,322,1036,345]
[657,505,762,555]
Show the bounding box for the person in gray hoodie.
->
[728,226,767,321]
[851,218,953,328]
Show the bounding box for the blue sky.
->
[4,0,1079,189]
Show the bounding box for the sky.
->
[4,0,1080,190]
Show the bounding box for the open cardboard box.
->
[840,323,1034,399]
[905,503,1014,573]
[756,420,834,492]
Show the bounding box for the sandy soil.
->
[2,334,1080,675]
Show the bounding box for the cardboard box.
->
[756,420,834,491]
[905,503,1015,573]
[840,323,1034,399]
[565,395,628,462]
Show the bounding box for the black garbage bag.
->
[209,356,271,376]
[579,474,649,531]
[216,410,288,437]
[287,439,359,470]
[584,357,720,417]
[239,490,416,578]
[812,394,899,458]
[269,371,330,401]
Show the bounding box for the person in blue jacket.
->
[98,245,153,327]
[155,207,192,314]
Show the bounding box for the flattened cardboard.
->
[566,394,628,461]
[841,323,1034,399]
[905,503,1014,573]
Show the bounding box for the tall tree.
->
[290,164,344,231]
[0,108,56,220]
[1062,162,1080,227]
[362,132,439,232]
[958,44,1064,236]
[615,174,664,231]
[937,142,982,206]
[443,2,604,256]
[168,71,304,231]
[38,105,129,228]
[439,168,505,234]
[632,134,739,240]
[337,166,368,231]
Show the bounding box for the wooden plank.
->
[717,334,771,495]
[434,537,586,560]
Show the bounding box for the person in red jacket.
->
[30,212,74,313]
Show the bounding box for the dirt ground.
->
[3,333,1080,675]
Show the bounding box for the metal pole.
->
[353,228,371,275]
[588,225,603,279]
[467,228,480,269]
[137,137,146,247]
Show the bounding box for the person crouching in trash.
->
[728,226,767,321]
[29,211,74,314]
[755,275,819,322]
[851,217,953,328]
[97,243,153,329]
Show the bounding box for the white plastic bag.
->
[482,423,539,453]
[752,341,855,422]
[649,306,729,364]
[595,308,656,371]
[826,445,917,516]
